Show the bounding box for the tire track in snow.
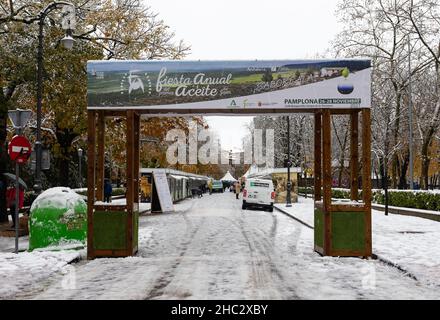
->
[144,203,205,299]
[223,198,300,299]
[238,211,300,299]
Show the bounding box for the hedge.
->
[297,187,440,211]
[373,190,440,211]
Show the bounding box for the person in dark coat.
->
[104,179,112,203]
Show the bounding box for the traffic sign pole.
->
[15,162,19,254]
[8,136,32,254]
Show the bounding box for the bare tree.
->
[333,0,433,189]
[402,0,440,188]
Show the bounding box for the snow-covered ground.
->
[0,235,29,253]
[275,197,440,287]
[0,249,84,299]
[95,199,151,212]
[1,193,439,299]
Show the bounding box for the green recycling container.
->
[29,187,87,251]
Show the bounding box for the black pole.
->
[286,116,292,207]
[304,170,307,199]
[33,18,44,196]
[78,153,82,188]
[15,162,19,253]
[383,155,389,216]
[33,2,74,196]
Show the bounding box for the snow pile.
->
[31,187,84,214]
[0,249,83,299]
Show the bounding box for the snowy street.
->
[1,192,440,299]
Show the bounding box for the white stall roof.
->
[220,171,237,182]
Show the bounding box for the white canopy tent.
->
[220,171,238,182]
[242,163,259,179]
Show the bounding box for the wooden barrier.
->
[314,108,372,258]
[87,110,140,259]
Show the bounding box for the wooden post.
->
[134,112,140,205]
[350,111,359,201]
[96,111,105,201]
[322,109,332,255]
[87,110,96,259]
[126,110,135,255]
[314,111,322,201]
[362,108,372,257]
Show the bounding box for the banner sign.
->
[153,170,174,213]
[87,59,371,111]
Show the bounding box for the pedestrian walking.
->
[104,179,112,203]
[6,183,24,228]
[208,180,213,195]
[234,181,241,200]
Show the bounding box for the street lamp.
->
[78,148,83,188]
[407,34,414,190]
[61,29,76,50]
[34,2,76,195]
[286,116,292,207]
[372,149,389,216]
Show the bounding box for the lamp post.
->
[286,116,292,207]
[34,1,76,195]
[373,149,389,216]
[78,148,83,188]
[408,35,414,190]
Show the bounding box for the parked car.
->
[211,180,224,193]
[242,178,275,212]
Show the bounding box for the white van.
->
[242,178,275,212]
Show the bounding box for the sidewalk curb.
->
[274,206,313,229]
[372,204,440,222]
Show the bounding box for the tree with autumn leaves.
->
[0,0,196,222]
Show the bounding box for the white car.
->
[242,178,275,212]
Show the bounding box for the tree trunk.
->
[55,127,77,188]
[420,118,437,189]
[391,91,402,189]
[420,140,431,190]
[0,99,10,223]
[398,150,409,189]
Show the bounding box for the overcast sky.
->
[145,0,342,151]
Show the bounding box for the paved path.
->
[11,192,439,299]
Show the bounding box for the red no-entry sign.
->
[8,135,32,164]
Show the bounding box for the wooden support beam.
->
[126,110,135,255]
[87,110,96,259]
[96,111,105,201]
[314,111,322,201]
[134,112,140,206]
[362,108,372,257]
[350,111,359,201]
[322,109,332,255]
